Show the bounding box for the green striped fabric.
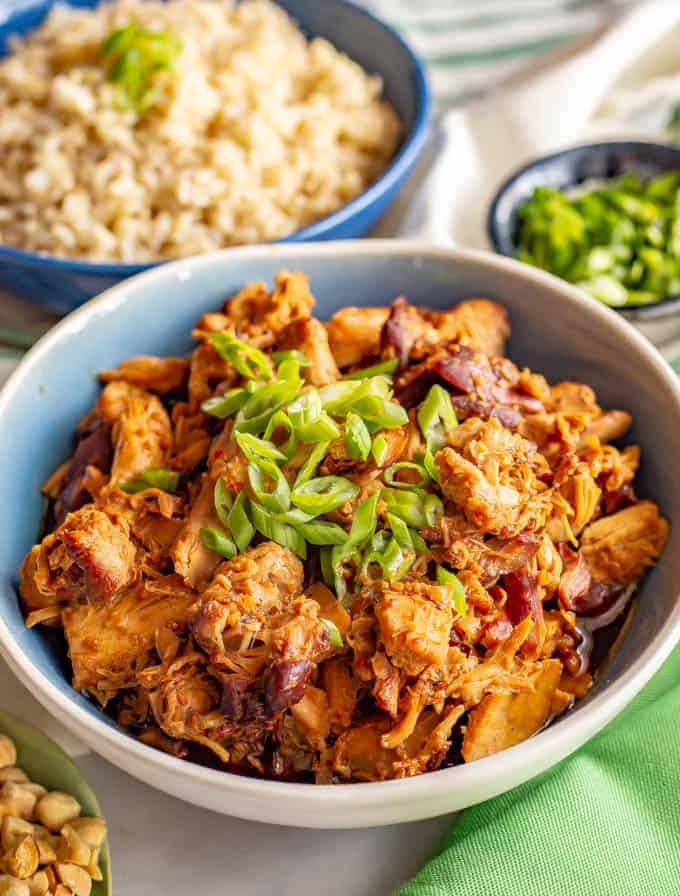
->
[367,0,628,107]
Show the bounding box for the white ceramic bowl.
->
[1,242,679,828]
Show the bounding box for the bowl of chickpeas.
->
[0,711,110,896]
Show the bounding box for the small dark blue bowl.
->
[0,0,431,312]
[487,141,680,320]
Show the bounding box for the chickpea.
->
[0,739,16,771]
[26,872,48,896]
[4,837,39,880]
[34,794,80,833]
[55,863,92,896]
[0,772,28,787]
[65,819,106,850]
[0,877,30,896]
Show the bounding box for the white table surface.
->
[0,655,452,895]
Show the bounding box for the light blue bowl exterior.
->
[1,243,680,752]
[0,0,431,312]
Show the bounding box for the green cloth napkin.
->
[397,646,680,896]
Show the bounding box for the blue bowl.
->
[487,141,680,321]
[0,0,431,312]
[1,242,679,827]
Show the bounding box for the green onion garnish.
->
[226,491,255,553]
[287,389,322,429]
[235,431,287,463]
[247,459,291,514]
[209,332,273,381]
[298,520,349,546]
[296,412,342,444]
[386,512,413,550]
[344,358,399,380]
[436,565,467,615]
[371,433,389,467]
[291,475,359,515]
[263,410,297,460]
[273,350,310,368]
[214,476,233,529]
[347,492,379,546]
[250,501,306,559]
[351,394,408,429]
[381,487,426,528]
[119,467,180,494]
[293,441,330,489]
[201,388,248,419]
[423,493,444,526]
[320,617,343,648]
[344,411,371,461]
[200,526,237,560]
[100,24,182,114]
[418,385,458,453]
[384,461,430,490]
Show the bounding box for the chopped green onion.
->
[263,410,297,460]
[384,461,430,490]
[320,546,334,586]
[423,448,440,482]
[273,507,314,525]
[250,501,306,559]
[287,389,322,429]
[227,491,255,553]
[352,395,408,429]
[436,566,467,615]
[344,411,371,461]
[410,528,428,553]
[318,376,391,417]
[320,617,343,648]
[233,374,301,434]
[347,492,379,546]
[418,385,458,452]
[291,475,359,515]
[330,544,361,606]
[386,512,413,550]
[371,433,389,466]
[293,441,330,489]
[235,431,286,463]
[344,358,399,380]
[361,535,412,582]
[119,467,180,494]
[247,459,290,513]
[100,24,182,114]
[298,520,349,546]
[201,388,248,419]
[209,332,273,381]
[214,477,233,529]
[423,493,444,526]
[200,526,237,560]
[296,412,341,443]
[273,350,310,368]
[381,487,426,528]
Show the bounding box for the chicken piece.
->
[320,657,358,733]
[100,355,188,395]
[326,306,389,368]
[20,506,136,613]
[332,718,397,782]
[170,474,222,589]
[461,658,562,762]
[380,297,439,367]
[374,581,453,676]
[187,341,238,410]
[221,271,314,348]
[579,409,631,446]
[436,417,552,538]
[107,385,172,488]
[277,316,339,386]
[290,685,330,750]
[63,578,195,702]
[395,704,466,778]
[53,414,112,524]
[580,500,668,586]
[189,542,305,660]
[104,488,185,564]
[305,582,350,639]
[371,650,401,717]
[170,403,211,473]
[433,299,510,357]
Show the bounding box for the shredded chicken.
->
[18,272,667,783]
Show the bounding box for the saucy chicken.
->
[19,271,668,783]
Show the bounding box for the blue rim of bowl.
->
[487,140,680,321]
[0,0,432,277]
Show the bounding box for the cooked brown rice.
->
[0,0,401,261]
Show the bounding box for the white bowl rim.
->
[1,239,679,815]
